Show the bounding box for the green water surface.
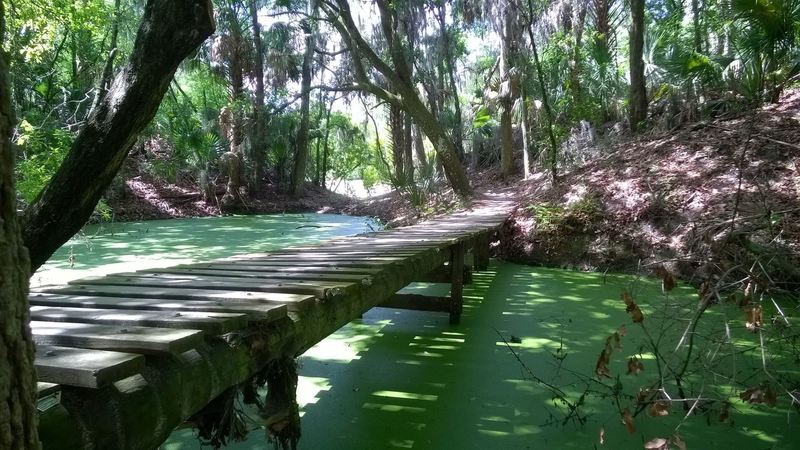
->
[39,214,796,450]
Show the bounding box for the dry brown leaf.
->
[765,386,778,407]
[718,401,730,422]
[630,305,645,323]
[622,408,636,434]
[613,332,622,350]
[740,386,765,404]
[655,266,677,292]
[646,400,671,417]
[627,357,644,375]
[671,434,687,450]
[636,389,658,404]
[618,324,628,337]
[621,292,645,322]
[622,291,635,308]
[744,307,763,332]
[743,281,754,304]
[643,437,669,449]
[596,348,612,378]
[599,427,605,445]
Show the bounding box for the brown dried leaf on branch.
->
[646,400,671,417]
[742,281,755,305]
[627,357,644,375]
[718,401,730,422]
[622,408,636,434]
[636,389,659,405]
[618,324,628,336]
[739,386,778,407]
[654,266,677,292]
[596,347,612,378]
[744,306,763,332]
[613,332,623,349]
[622,291,645,323]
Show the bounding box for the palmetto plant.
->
[727,0,800,103]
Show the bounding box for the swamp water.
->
[38,214,795,449]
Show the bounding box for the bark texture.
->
[291,23,315,197]
[22,0,215,271]
[0,3,40,446]
[629,0,648,130]
[250,0,267,190]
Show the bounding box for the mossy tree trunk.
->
[0,3,40,447]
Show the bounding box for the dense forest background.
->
[6,0,798,219]
[1,0,800,448]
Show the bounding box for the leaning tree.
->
[21,0,216,272]
[319,0,473,197]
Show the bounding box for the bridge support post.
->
[473,232,490,271]
[262,356,301,450]
[449,243,465,324]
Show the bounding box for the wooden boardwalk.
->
[32,198,515,449]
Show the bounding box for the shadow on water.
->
[164,263,795,450]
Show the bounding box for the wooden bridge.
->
[30,198,515,449]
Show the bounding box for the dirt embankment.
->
[501,90,800,287]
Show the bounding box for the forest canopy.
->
[7,0,798,220]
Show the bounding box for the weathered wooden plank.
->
[148,267,370,282]
[37,285,315,312]
[37,382,60,398]
[79,274,354,299]
[31,321,204,355]
[29,292,288,321]
[380,294,451,312]
[202,259,396,268]
[35,345,145,388]
[30,306,247,334]
[186,263,383,275]
[230,254,406,265]
[226,250,421,260]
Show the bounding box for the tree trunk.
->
[629,0,648,131]
[220,5,245,212]
[0,3,40,446]
[499,7,515,178]
[413,125,427,167]
[324,0,472,197]
[403,113,413,184]
[520,87,531,179]
[570,0,587,106]
[250,0,266,191]
[290,23,315,197]
[438,4,464,161]
[389,103,406,186]
[22,0,215,272]
[88,0,122,116]
[321,100,333,189]
[524,1,559,180]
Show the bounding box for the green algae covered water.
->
[33,213,378,288]
[163,264,795,450]
[36,214,795,450]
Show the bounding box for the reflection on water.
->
[33,213,378,287]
